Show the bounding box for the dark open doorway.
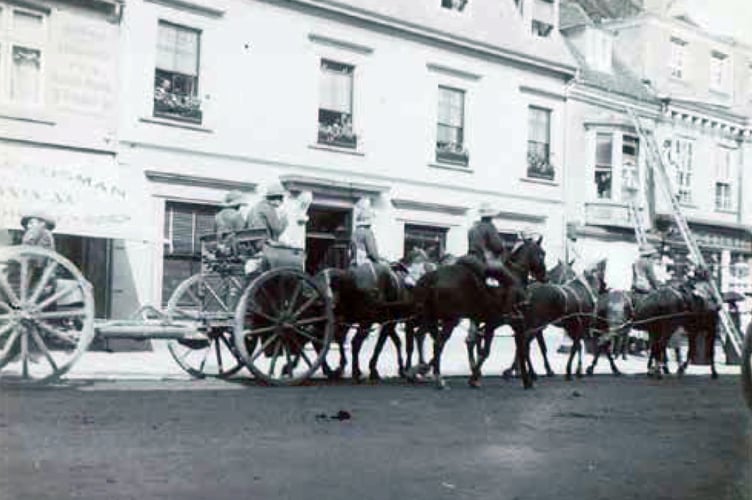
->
[305,206,351,275]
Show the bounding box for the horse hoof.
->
[436,379,449,390]
[565,374,572,381]
[368,372,382,382]
[576,372,583,379]
[711,372,719,380]
[613,370,622,377]
[468,378,481,389]
[352,371,364,384]
[546,370,555,377]
[502,369,513,380]
[523,380,534,390]
[585,367,594,376]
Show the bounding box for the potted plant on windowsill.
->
[154,92,203,123]
[436,141,469,166]
[526,150,555,180]
[318,119,358,149]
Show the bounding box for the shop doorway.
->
[305,206,351,275]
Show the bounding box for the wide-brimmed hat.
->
[478,202,496,218]
[520,226,541,240]
[639,244,658,257]
[21,210,56,231]
[265,181,286,199]
[222,190,247,208]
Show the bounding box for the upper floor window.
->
[0,4,46,106]
[670,138,693,205]
[709,51,729,93]
[436,86,468,166]
[594,133,613,199]
[527,106,553,180]
[532,20,553,37]
[154,21,202,123]
[318,60,356,149]
[669,37,687,79]
[621,135,639,201]
[441,0,468,12]
[715,146,736,211]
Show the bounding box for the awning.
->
[0,144,154,242]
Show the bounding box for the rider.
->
[214,190,248,255]
[246,181,289,245]
[468,202,516,287]
[632,243,661,297]
[350,198,383,294]
[688,265,721,311]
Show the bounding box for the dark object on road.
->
[315,410,352,421]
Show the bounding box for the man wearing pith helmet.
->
[632,243,661,295]
[247,181,289,243]
[214,190,249,254]
[467,201,515,287]
[20,209,57,283]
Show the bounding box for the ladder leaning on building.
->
[626,107,744,356]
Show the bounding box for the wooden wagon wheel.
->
[233,268,334,385]
[0,245,95,384]
[742,322,752,411]
[166,273,246,379]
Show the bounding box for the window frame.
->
[526,105,553,180]
[0,3,47,107]
[153,19,203,124]
[714,145,735,211]
[317,58,357,149]
[403,224,448,262]
[594,132,614,200]
[436,85,468,166]
[671,137,694,205]
[669,37,687,80]
[709,50,729,94]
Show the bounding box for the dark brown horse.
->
[410,237,547,389]
[504,261,606,380]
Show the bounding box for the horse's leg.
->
[387,323,405,378]
[565,333,576,381]
[605,342,622,376]
[470,322,496,388]
[586,338,601,376]
[433,321,454,390]
[536,330,555,377]
[350,324,370,383]
[404,320,415,375]
[575,334,584,379]
[662,345,671,375]
[368,324,390,381]
[465,321,479,385]
[514,325,533,389]
[709,327,718,379]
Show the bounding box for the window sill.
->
[308,143,365,156]
[139,116,213,133]
[715,207,738,214]
[0,105,55,125]
[428,162,473,173]
[520,176,558,186]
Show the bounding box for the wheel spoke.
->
[245,323,279,337]
[203,282,230,312]
[220,333,235,354]
[291,295,319,320]
[291,336,314,369]
[258,287,280,316]
[29,325,58,372]
[290,325,322,346]
[33,309,87,321]
[245,304,277,324]
[197,345,210,373]
[283,340,294,374]
[294,316,330,328]
[21,325,29,378]
[33,320,78,347]
[268,339,282,376]
[19,257,29,303]
[0,301,12,313]
[0,271,20,307]
[28,262,58,305]
[185,286,202,307]
[0,327,21,359]
[285,281,303,315]
[250,334,278,363]
[36,284,81,312]
[0,320,17,339]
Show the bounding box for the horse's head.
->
[583,261,607,294]
[509,235,547,283]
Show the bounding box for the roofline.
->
[258,0,578,79]
[601,12,752,51]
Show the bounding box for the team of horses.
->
[311,237,723,389]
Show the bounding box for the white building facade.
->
[114,0,578,315]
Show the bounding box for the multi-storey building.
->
[561,0,752,305]
[114,0,578,315]
[0,0,126,319]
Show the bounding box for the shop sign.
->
[0,148,153,242]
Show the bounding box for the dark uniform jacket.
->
[632,257,659,293]
[247,200,288,241]
[468,220,506,262]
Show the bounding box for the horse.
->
[504,260,606,381]
[314,247,445,382]
[410,236,547,389]
[630,282,720,379]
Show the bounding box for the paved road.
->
[1,375,750,500]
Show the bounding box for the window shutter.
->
[171,209,195,255]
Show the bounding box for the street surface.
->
[1,373,750,500]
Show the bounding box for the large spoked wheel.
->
[233,268,334,385]
[742,322,752,411]
[166,273,246,379]
[0,245,94,384]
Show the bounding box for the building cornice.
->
[258,0,577,79]
[143,0,225,18]
[391,198,468,217]
[568,85,661,118]
[145,170,257,192]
